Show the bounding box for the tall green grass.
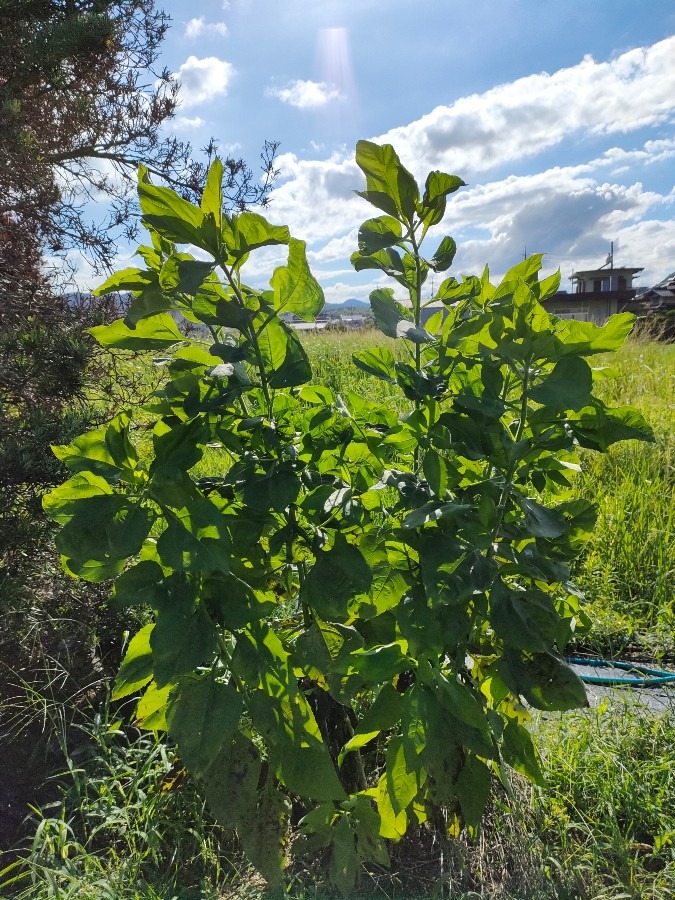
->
[1,696,237,899]
[531,701,675,899]
[6,702,674,899]
[302,328,406,408]
[573,340,675,655]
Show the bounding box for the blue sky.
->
[103,0,675,302]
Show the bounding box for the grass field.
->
[1,329,673,899]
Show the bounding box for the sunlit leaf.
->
[89,314,184,350]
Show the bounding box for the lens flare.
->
[316,26,359,136]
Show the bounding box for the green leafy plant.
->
[43,142,654,893]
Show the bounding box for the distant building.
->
[637,272,675,311]
[541,263,643,324]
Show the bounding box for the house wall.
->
[542,296,616,323]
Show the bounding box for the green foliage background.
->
[40,142,657,893]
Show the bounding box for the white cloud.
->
[219,141,243,156]
[169,115,206,130]
[322,280,380,305]
[374,36,675,180]
[266,140,675,290]
[175,56,234,108]
[267,80,342,109]
[308,230,358,264]
[266,151,360,242]
[185,17,228,39]
[261,37,675,290]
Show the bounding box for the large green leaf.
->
[228,212,290,256]
[530,356,593,410]
[112,623,155,700]
[502,255,544,287]
[271,238,324,320]
[552,311,635,356]
[432,669,490,733]
[422,449,449,498]
[369,288,430,342]
[94,267,156,296]
[351,346,397,383]
[159,254,215,295]
[340,684,403,761]
[56,498,154,582]
[243,465,301,513]
[376,771,408,840]
[202,572,273,630]
[402,501,470,530]
[329,814,360,895]
[234,623,347,801]
[43,471,114,524]
[89,314,184,350]
[384,735,420,816]
[355,140,419,223]
[301,533,373,620]
[498,651,588,711]
[204,731,261,827]
[501,719,546,787]
[418,170,465,231]
[152,416,209,471]
[205,734,287,886]
[110,560,166,609]
[567,402,655,451]
[200,157,223,226]
[192,281,251,329]
[124,286,176,326]
[356,536,409,616]
[429,235,457,272]
[358,216,403,253]
[256,315,312,388]
[167,677,243,777]
[347,642,409,682]
[151,600,217,687]
[351,247,404,280]
[271,742,347,803]
[456,755,492,828]
[135,680,175,731]
[419,533,467,606]
[521,498,568,539]
[490,582,561,653]
[138,166,205,245]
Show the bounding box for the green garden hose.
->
[566,656,675,687]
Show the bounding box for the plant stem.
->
[297,559,312,629]
[220,263,275,420]
[489,356,533,553]
[198,601,251,703]
[409,227,424,473]
[342,711,368,792]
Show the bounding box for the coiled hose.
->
[566,656,675,687]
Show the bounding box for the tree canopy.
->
[0,0,278,272]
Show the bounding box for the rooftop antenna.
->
[601,241,614,270]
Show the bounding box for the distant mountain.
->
[324,299,370,312]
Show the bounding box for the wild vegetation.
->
[1,335,673,899]
[2,141,672,900]
[1,7,673,899]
